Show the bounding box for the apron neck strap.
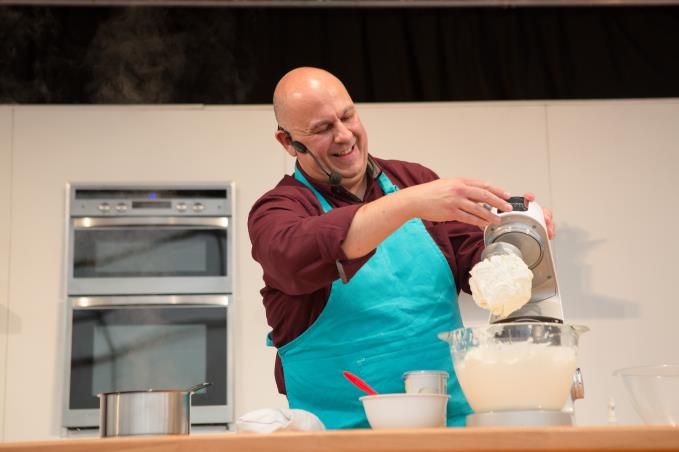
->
[294,165,399,213]
[376,171,398,194]
[294,166,333,213]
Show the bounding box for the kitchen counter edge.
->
[1,425,678,452]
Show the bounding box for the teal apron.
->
[267,168,471,429]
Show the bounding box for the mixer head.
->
[483,197,564,324]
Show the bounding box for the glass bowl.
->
[438,323,587,413]
[613,364,679,426]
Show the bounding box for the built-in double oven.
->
[63,185,234,431]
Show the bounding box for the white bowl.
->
[359,393,448,429]
[614,364,679,425]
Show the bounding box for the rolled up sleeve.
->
[248,189,374,295]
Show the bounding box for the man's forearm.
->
[341,188,418,259]
[341,177,512,260]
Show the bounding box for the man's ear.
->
[275,129,297,158]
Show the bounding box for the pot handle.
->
[188,382,212,394]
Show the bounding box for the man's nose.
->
[333,120,353,143]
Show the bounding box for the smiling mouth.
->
[332,144,356,157]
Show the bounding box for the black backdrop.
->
[1,6,678,103]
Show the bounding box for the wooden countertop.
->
[1,426,678,452]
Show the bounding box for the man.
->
[248,67,553,429]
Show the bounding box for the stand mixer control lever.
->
[501,196,528,213]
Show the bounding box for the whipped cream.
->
[469,253,533,318]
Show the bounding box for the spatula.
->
[342,370,378,395]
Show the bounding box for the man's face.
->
[284,82,368,189]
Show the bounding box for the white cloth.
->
[469,253,534,318]
[235,408,326,433]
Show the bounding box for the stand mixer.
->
[463,196,585,427]
[482,196,563,324]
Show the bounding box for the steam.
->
[86,8,187,103]
[0,7,253,104]
[85,8,253,103]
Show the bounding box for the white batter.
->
[454,341,577,412]
[469,253,533,318]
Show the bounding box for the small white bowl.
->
[360,393,449,429]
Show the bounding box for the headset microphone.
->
[283,130,343,186]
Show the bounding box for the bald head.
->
[273,67,350,129]
[271,67,369,196]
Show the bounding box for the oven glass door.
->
[68,303,227,412]
[68,217,230,295]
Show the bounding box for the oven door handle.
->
[70,295,230,308]
[72,217,228,228]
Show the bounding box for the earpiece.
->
[291,141,308,154]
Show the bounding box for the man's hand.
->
[524,192,555,239]
[406,178,512,230]
[342,177,511,259]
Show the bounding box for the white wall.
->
[0,99,678,441]
[546,101,679,425]
[0,108,13,442]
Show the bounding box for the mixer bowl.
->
[438,323,587,413]
[613,365,679,426]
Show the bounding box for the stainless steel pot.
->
[99,382,211,437]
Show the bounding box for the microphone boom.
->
[280,127,343,186]
[292,139,343,186]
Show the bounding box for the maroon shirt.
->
[248,156,484,394]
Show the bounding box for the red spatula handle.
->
[343,371,378,395]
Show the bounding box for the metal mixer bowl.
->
[438,323,587,413]
[614,364,679,426]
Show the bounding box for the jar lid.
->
[402,370,449,380]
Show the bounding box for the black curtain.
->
[1,6,678,103]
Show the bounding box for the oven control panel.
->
[69,186,233,216]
